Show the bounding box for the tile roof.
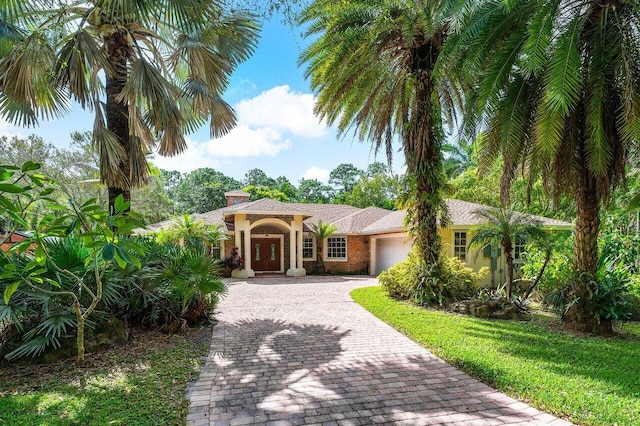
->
[144,198,572,235]
[222,198,312,216]
[446,199,572,227]
[329,206,393,234]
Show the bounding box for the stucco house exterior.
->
[145,190,571,286]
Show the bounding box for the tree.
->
[453,0,640,333]
[328,163,363,199]
[275,176,299,201]
[244,168,277,188]
[298,178,333,204]
[366,162,388,177]
[300,0,462,283]
[469,206,545,300]
[443,138,475,179]
[309,220,337,274]
[173,168,242,213]
[242,185,290,202]
[0,2,259,212]
[1,162,143,365]
[347,174,399,210]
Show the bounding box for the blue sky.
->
[0,16,403,185]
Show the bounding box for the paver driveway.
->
[187,276,572,426]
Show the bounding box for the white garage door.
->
[375,237,412,275]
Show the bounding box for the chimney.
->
[224,190,251,206]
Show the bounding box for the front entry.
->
[251,238,281,272]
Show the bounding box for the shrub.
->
[521,232,574,298]
[379,246,486,306]
[1,236,226,362]
[543,257,636,323]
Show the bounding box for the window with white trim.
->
[326,236,347,260]
[454,231,467,261]
[303,236,315,260]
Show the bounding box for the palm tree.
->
[450,1,640,333]
[469,206,544,300]
[310,219,337,274]
[0,2,259,212]
[443,138,476,179]
[299,0,464,282]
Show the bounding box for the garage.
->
[374,236,412,275]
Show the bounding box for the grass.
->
[351,286,640,426]
[0,327,211,426]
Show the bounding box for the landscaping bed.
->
[0,325,212,425]
[351,286,640,426]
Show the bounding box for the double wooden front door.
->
[251,238,281,272]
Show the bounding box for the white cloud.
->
[205,125,291,157]
[302,166,330,182]
[235,85,327,138]
[152,138,220,173]
[154,86,326,172]
[0,117,25,139]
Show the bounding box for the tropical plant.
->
[469,206,545,300]
[156,214,225,252]
[2,195,144,365]
[158,241,226,329]
[300,0,464,282]
[309,219,337,274]
[449,0,640,333]
[0,2,259,212]
[443,138,476,179]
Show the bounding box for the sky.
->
[0,15,404,185]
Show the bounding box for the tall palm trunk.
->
[105,31,132,214]
[563,158,613,334]
[502,238,514,299]
[406,34,445,272]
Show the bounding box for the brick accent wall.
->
[226,195,250,206]
[305,235,370,274]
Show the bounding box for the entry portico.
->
[221,193,311,278]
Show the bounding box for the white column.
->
[297,229,303,268]
[287,216,306,277]
[243,223,254,277]
[288,226,296,271]
[231,216,254,278]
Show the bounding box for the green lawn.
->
[351,286,640,426]
[0,328,211,426]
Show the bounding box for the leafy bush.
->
[379,246,486,306]
[625,276,640,321]
[520,232,574,297]
[1,236,226,362]
[544,257,636,323]
[107,237,226,331]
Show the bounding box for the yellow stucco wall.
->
[440,226,511,288]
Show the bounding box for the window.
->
[514,236,525,261]
[303,236,315,260]
[454,231,467,261]
[326,236,347,260]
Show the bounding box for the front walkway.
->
[187,276,572,426]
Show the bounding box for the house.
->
[0,230,32,252]
[145,191,572,286]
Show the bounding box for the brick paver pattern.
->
[187,276,573,426]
